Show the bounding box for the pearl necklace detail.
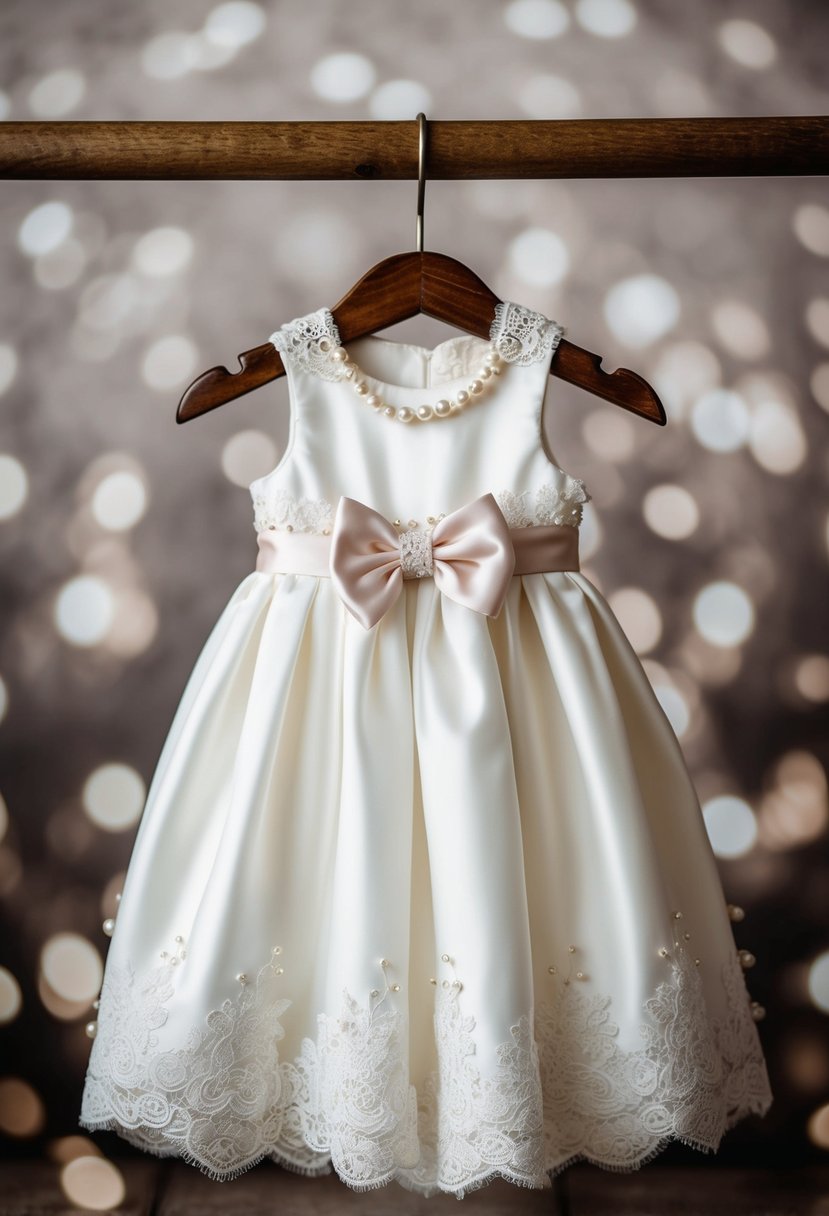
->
[318,336,505,423]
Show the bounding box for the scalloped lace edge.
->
[78,936,772,1199]
[251,478,592,536]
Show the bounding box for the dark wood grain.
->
[0,118,827,180]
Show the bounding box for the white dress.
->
[78,301,773,1199]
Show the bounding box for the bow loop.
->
[329,493,515,630]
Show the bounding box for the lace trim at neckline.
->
[251,477,592,536]
[269,302,565,383]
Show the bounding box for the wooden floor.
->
[1,1158,827,1215]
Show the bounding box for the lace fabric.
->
[251,478,592,536]
[78,935,772,1199]
[269,301,564,379]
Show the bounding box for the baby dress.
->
[78,300,773,1200]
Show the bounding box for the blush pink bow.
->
[328,492,516,630]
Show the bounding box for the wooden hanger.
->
[176,115,666,427]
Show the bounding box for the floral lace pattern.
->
[490,301,565,366]
[251,478,591,536]
[269,309,343,382]
[78,935,772,1199]
[269,301,563,379]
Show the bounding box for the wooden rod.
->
[0,117,827,180]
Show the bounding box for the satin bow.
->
[328,492,516,630]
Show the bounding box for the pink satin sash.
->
[253,491,580,630]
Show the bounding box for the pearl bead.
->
[392,983,400,991]
[442,980,449,988]
[750,1001,766,1021]
[568,945,576,953]
[673,911,682,919]
[383,406,396,418]
[434,399,452,416]
[441,953,451,962]
[272,945,282,954]
[102,918,115,936]
[237,973,247,984]
[115,893,122,902]
[397,407,414,422]
[485,351,500,365]
[455,389,470,406]
[659,947,669,957]
[548,965,556,973]
[683,932,691,940]
[92,999,100,1009]
[479,366,492,379]
[452,980,463,990]
[85,1021,97,1038]
[490,365,502,375]
[370,988,379,997]
[331,347,347,361]
[408,518,417,528]
[576,971,585,979]
[275,966,283,974]
[353,380,368,396]
[694,958,701,966]
[738,949,756,969]
[286,523,293,532]
[366,393,382,408]
[417,404,433,420]
[727,904,745,922]
[469,379,484,395]
[380,958,389,967]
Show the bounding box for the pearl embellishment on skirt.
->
[317,336,505,422]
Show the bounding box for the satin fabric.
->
[80,320,772,1193]
[255,492,582,630]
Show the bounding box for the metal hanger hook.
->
[415,112,427,253]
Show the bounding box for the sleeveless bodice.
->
[249,302,591,538]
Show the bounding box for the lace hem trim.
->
[251,477,592,536]
[269,301,564,380]
[79,934,772,1199]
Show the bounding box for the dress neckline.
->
[344,332,500,400]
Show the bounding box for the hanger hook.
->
[415,112,427,253]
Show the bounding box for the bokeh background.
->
[1,0,829,1207]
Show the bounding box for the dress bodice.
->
[249,301,591,537]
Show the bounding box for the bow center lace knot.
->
[398,525,435,578]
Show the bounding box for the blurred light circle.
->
[141,32,202,80]
[40,934,102,1003]
[0,345,18,396]
[83,763,146,831]
[203,1,266,47]
[749,399,806,474]
[702,795,758,858]
[54,576,115,646]
[18,201,73,257]
[517,74,582,119]
[642,484,700,540]
[582,409,636,461]
[132,226,194,277]
[805,298,829,349]
[574,0,637,37]
[794,655,829,703]
[793,204,829,258]
[607,587,662,654]
[79,273,139,331]
[0,968,22,1023]
[27,69,86,118]
[186,31,238,70]
[34,237,87,290]
[690,388,751,452]
[0,1078,44,1136]
[808,1103,829,1149]
[61,1156,126,1212]
[808,953,829,1014]
[717,19,777,69]
[310,53,376,102]
[811,363,829,414]
[141,335,198,391]
[0,454,28,520]
[711,300,770,360]
[508,227,570,287]
[503,0,570,39]
[222,430,278,488]
[604,275,680,348]
[693,581,754,647]
[369,80,432,120]
[91,471,147,530]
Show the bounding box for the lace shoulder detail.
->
[79,927,772,1197]
[269,308,343,381]
[490,302,565,366]
[494,473,591,529]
